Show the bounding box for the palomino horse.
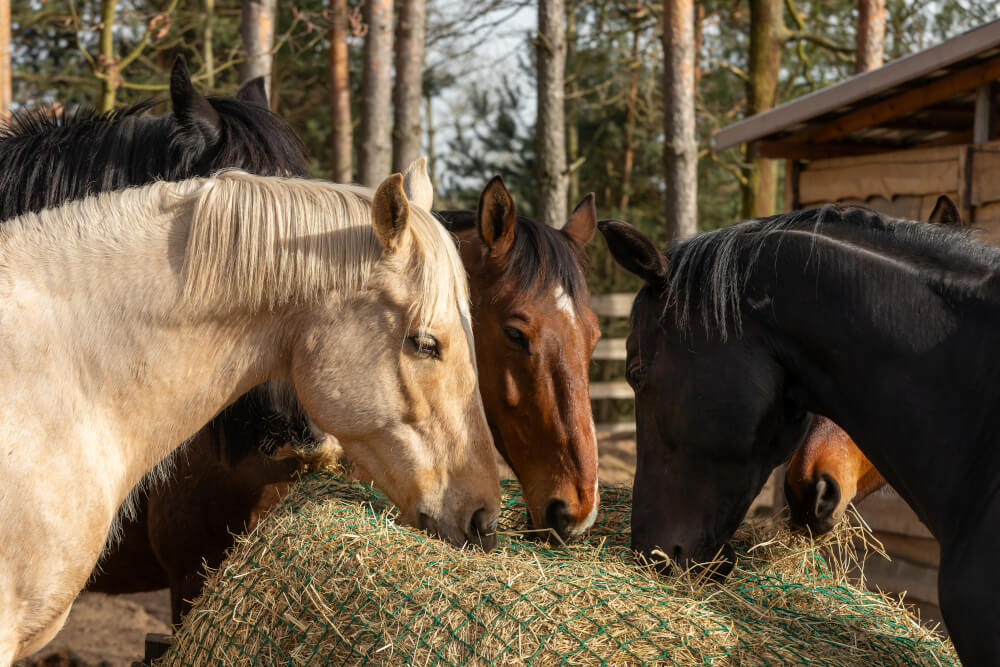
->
[0,172,500,663]
[0,57,322,598]
[783,195,965,533]
[599,206,1000,664]
[146,169,603,625]
[438,175,601,539]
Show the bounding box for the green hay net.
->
[162,472,956,666]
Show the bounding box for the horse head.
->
[288,173,500,550]
[437,177,601,541]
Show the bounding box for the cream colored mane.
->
[182,171,470,326]
[0,171,469,328]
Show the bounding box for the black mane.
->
[437,210,590,308]
[0,94,310,220]
[663,204,1000,340]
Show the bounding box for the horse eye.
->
[503,326,529,351]
[625,364,647,390]
[408,334,440,359]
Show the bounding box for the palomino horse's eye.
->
[408,334,440,359]
[503,326,530,352]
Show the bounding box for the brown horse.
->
[91,171,602,625]
[783,195,965,533]
[438,176,601,538]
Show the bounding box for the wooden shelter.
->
[713,21,1000,630]
[715,19,1000,240]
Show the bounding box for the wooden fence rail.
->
[589,292,636,434]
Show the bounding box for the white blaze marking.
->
[570,421,601,536]
[553,285,575,322]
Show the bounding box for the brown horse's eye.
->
[503,326,530,352]
[408,334,440,359]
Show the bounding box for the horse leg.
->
[938,516,1000,666]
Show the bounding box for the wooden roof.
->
[713,20,1000,159]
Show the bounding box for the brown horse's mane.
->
[438,210,590,310]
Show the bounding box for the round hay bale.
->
[162,472,956,665]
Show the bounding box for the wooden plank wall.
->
[796,139,1000,242]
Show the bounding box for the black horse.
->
[0,56,317,612]
[599,206,1000,665]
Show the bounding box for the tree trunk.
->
[662,0,697,241]
[392,0,425,174]
[99,0,118,111]
[425,94,436,189]
[204,0,215,90]
[0,0,10,119]
[536,0,568,227]
[240,0,276,101]
[359,0,393,187]
[620,18,640,213]
[742,0,783,219]
[329,0,353,182]
[856,0,886,73]
[565,0,579,207]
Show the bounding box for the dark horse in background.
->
[0,55,319,617]
[599,205,1000,664]
[784,195,966,533]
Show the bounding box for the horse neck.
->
[750,228,1000,543]
[0,195,289,501]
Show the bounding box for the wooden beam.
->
[589,293,637,318]
[593,338,627,361]
[957,145,973,222]
[589,381,634,400]
[783,159,800,211]
[974,82,998,143]
[755,140,896,159]
[789,55,1000,145]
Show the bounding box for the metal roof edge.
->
[712,19,1000,152]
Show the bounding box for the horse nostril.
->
[469,508,498,552]
[544,498,572,539]
[812,474,841,521]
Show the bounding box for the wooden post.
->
[973,83,997,144]
[783,159,801,212]
[956,145,973,223]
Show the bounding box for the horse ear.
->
[597,219,668,285]
[402,156,434,211]
[371,173,410,252]
[477,175,516,258]
[170,54,222,145]
[562,193,597,247]
[236,76,269,108]
[928,195,965,226]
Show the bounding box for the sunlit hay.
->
[163,472,956,666]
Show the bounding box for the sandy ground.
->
[21,435,640,665]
